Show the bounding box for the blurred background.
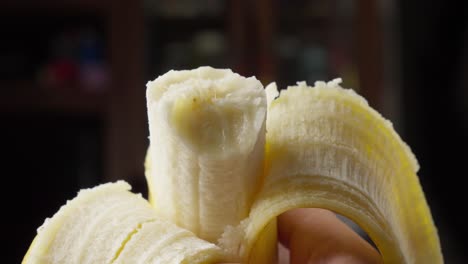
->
[2,0,466,262]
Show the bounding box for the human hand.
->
[221,208,382,264]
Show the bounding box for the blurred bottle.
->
[37,28,109,93]
[38,32,79,91]
[298,44,328,83]
[161,42,192,70]
[145,0,225,18]
[192,30,226,68]
[77,29,109,93]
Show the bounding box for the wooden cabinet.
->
[1,2,147,262]
[1,0,383,182]
[145,0,383,108]
[2,1,384,262]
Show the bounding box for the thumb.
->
[278,208,382,264]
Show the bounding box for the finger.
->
[218,243,289,264]
[278,208,382,264]
[278,242,290,264]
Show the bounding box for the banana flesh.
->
[23,67,442,264]
[146,67,266,243]
[23,181,222,264]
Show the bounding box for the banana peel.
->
[218,80,442,263]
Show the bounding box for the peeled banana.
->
[24,67,442,264]
[146,67,266,243]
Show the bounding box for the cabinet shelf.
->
[0,81,108,115]
[0,0,111,13]
[148,16,226,40]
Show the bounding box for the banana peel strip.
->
[220,80,442,263]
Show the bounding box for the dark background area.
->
[1,0,466,263]
[399,1,467,263]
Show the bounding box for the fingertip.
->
[278,208,335,247]
[277,208,382,264]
